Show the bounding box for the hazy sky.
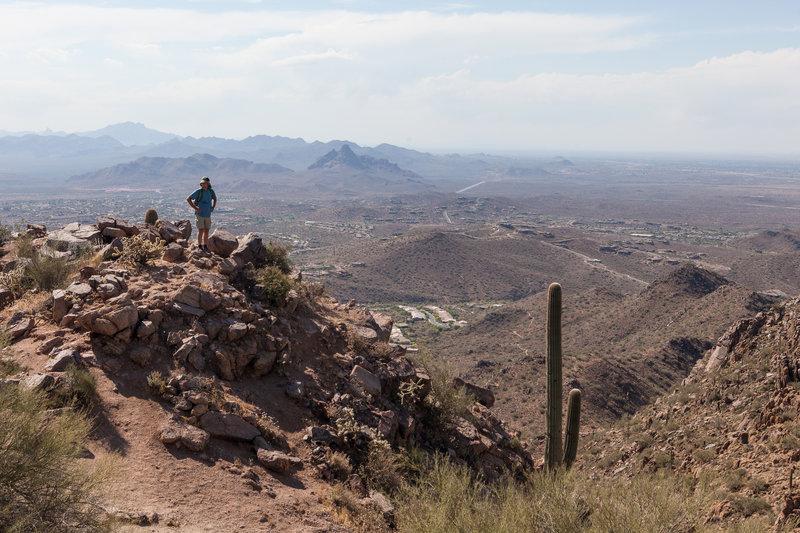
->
[2,1,799,155]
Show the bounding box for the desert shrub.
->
[255,413,289,449]
[113,235,165,269]
[15,233,35,259]
[730,494,771,517]
[63,365,99,408]
[360,437,403,494]
[255,265,292,306]
[0,356,24,377]
[146,370,166,394]
[396,458,710,533]
[694,447,716,463]
[409,352,474,441]
[23,252,70,291]
[264,241,291,274]
[0,385,114,532]
[0,222,13,246]
[144,208,159,225]
[326,483,388,533]
[295,280,326,302]
[49,365,100,409]
[0,329,13,350]
[327,450,353,481]
[723,468,748,491]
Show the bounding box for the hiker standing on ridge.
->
[186,176,217,251]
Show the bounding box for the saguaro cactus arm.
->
[562,388,582,468]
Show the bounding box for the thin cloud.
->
[271,48,354,66]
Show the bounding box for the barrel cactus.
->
[144,208,159,225]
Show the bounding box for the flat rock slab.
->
[199,412,260,442]
[46,350,81,372]
[256,449,302,473]
[66,282,93,298]
[172,302,205,317]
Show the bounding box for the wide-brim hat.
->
[200,176,211,184]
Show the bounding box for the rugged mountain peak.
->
[308,144,421,178]
[648,263,730,296]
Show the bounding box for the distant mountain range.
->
[67,145,436,198]
[0,122,580,196]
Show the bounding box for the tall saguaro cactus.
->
[545,282,563,470]
[544,282,582,471]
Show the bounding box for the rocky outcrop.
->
[22,215,532,498]
[208,229,238,258]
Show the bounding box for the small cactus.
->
[543,282,582,471]
[144,208,159,225]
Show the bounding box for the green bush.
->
[0,222,12,246]
[15,234,34,259]
[396,457,710,533]
[63,365,100,408]
[0,356,23,378]
[23,252,70,291]
[0,385,114,532]
[264,241,292,274]
[256,265,292,306]
[409,352,474,444]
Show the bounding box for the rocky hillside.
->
[581,296,800,528]
[430,263,778,440]
[0,217,529,531]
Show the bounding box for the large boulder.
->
[155,220,183,243]
[7,313,34,340]
[351,365,381,396]
[174,220,192,240]
[208,229,238,258]
[97,216,139,237]
[101,238,124,260]
[46,223,102,250]
[371,312,394,343]
[162,243,184,262]
[231,233,267,267]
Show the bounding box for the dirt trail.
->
[90,366,345,533]
[539,240,649,287]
